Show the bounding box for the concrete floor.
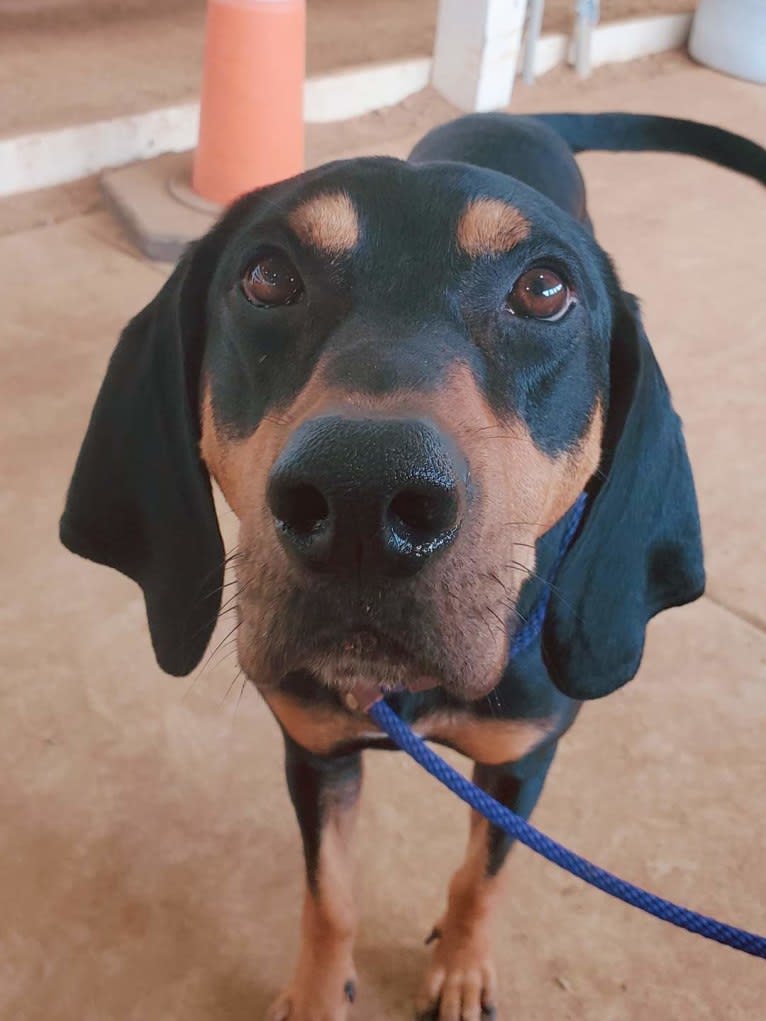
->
[0,0,697,135]
[1,54,765,1020]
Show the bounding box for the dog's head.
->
[61,157,703,701]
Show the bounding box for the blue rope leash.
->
[367,493,766,959]
[368,700,766,959]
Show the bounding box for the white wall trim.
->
[531,32,569,78]
[0,104,199,198]
[581,12,693,69]
[304,57,432,123]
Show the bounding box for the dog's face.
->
[61,146,703,701]
[198,159,612,700]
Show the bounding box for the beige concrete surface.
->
[0,0,697,136]
[1,55,765,1020]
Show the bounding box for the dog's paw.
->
[267,974,356,1021]
[414,919,497,1021]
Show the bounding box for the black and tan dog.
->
[61,113,765,1020]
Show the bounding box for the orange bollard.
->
[192,0,306,206]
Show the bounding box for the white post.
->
[522,0,545,84]
[431,0,529,112]
[574,0,600,78]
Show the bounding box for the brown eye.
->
[506,267,572,321]
[242,250,303,307]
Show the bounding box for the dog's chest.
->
[265,691,555,765]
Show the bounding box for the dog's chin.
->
[241,625,509,701]
[310,651,441,704]
[306,655,505,710]
[238,600,511,704]
[252,645,503,710]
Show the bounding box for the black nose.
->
[267,416,465,576]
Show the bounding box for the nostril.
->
[390,490,439,533]
[271,482,329,537]
[388,485,458,545]
[268,416,466,574]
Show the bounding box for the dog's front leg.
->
[416,744,557,1021]
[269,733,362,1021]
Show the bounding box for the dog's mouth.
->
[235,541,518,702]
[317,624,410,663]
[306,626,440,703]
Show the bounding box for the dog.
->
[61,112,765,1020]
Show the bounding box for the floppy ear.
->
[541,294,705,699]
[60,240,224,676]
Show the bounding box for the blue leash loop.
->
[369,700,766,959]
[367,495,766,959]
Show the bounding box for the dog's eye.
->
[506,267,572,321]
[242,250,303,307]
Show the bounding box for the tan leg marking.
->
[416,813,503,1021]
[268,774,360,1021]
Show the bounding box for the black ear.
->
[60,240,224,676]
[541,294,705,699]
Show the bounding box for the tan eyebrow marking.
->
[288,191,360,254]
[456,197,531,257]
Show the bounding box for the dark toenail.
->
[424,926,442,945]
[481,1007,496,1019]
[344,979,356,1003]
